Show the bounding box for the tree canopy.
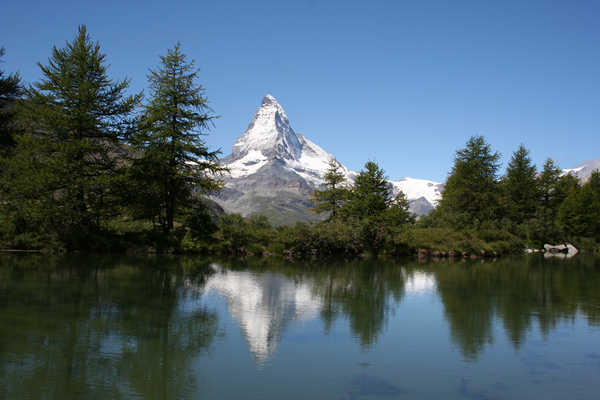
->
[312,158,348,219]
[435,136,501,228]
[1,25,141,247]
[502,145,538,223]
[0,46,23,153]
[128,43,226,232]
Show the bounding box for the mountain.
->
[391,177,444,215]
[215,94,442,224]
[562,158,600,182]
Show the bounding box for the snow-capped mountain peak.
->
[216,94,443,221]
[232,93,301,161]
[226,94,354,184]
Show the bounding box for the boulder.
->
[543,243,578,258]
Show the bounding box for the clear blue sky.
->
[2,0,599,182]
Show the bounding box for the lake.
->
[1,255,599,399]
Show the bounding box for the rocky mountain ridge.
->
[214,94,442,224]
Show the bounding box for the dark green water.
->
[1,255,599,399]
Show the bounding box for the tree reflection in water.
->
[1,254,600,398]
[0,255,218,399]
[217,256,600,362]
[213,258,407,352]
[416,256,600,360]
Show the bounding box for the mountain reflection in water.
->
[1,255,600,399]
[203,264,323,364]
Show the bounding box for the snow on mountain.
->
[391,177,443,206]
[216,94,442,222]
[562,158,600,182]
[225,94,354,185]
[232,94,301,161]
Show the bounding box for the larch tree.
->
[558,171,600,240]
[0,46,23,154]
[535,158,563,241]
[502,145,538,223]
[340,161,412,255]
[341,161,392,220]
[1,26,140,247]
[130,43,226,232]
[312,158,348,219]
[436,136,501,228]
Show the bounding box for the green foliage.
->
[2,29,598,256]
[341,161,392,220]
[276,220,363,258]
[558,170,600,240]
[333,161,413,256]
[533,158,563,242]
[312,158,348,219]
[436,136,501,228]
[512,158,581,246]
[128,43,226,232]
[1,26,141,248]
[384,191,414,226]
[501,145,538,224]
[213,214,274,255]
[399,228,523,254]
[0,46,23,154]
[183,202,218,239]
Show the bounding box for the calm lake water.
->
[1,255,599,399]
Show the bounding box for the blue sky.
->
[2,0,599,182]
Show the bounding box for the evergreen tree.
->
[535,158,563,241]
[558,170,600,240]
[339,161,413,255]
[0,47,22,154]
[384,191,414,226]
[436,136,501,228]
[130,43,225,232]
[1,26,140,247]
[312,158,348,219]
[502,145,538,223]
[341,161,392,220]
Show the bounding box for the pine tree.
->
[312,158,348,219]
[130,43,226,232]
[502,145,538,223]
[436,136,501,228]
[1,26,140,247]
[0,47,22,154]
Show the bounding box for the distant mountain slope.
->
[562,158,600,182]
[214,94,442,224]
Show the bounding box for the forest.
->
[1,26,599,257]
